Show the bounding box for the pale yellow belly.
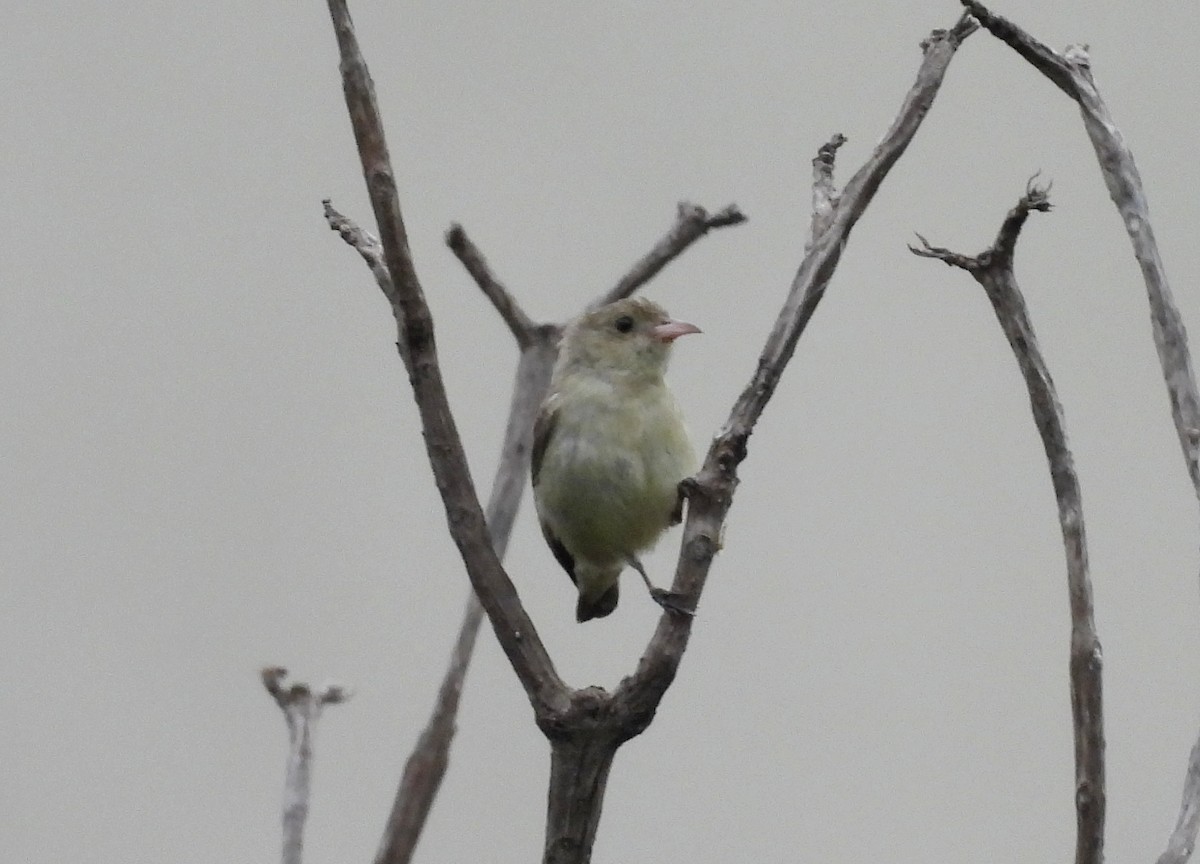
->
[536,399,693,567]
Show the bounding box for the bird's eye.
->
[614,316,634,333]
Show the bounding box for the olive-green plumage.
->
[532,297,698,622]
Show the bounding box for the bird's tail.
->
[576,582,619,622]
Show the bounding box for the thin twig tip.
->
[261,666,288,696]
[706,205,748,228]
[318,682,353,705]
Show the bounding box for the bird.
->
[531,296,700,622]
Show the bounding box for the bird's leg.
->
[627,556,694,617]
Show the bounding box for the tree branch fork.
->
[262,3,1200,864]
[913,179,1104,864]
[306,5,977,863]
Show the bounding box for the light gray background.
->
[5,2,1199,862]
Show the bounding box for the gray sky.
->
[5,2,1200,862]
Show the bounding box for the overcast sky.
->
[5,2,1200,862]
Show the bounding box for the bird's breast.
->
[535,383,694,566]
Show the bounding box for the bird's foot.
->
[649,588,695,617]
[671,477,698,525]
[629,555,694,617]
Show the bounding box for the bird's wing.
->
[531,393,578,585]
[530,391,559,489]
[539,519,578,586]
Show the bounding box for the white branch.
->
[262,667,350,864]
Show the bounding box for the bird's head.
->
[556,297,701,382]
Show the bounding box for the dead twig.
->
[912,182,1103,864]
[963,6,1200,862]
[262,667,350,864]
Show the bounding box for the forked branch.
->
[961,0,1200,497]
[325,0,567,716]
[322,4,973,863]
[262,667,350,864]
[912,183,1104,864]
[363,204,741,864]
[963,6,1200,862]
[593,202,747,309]
[324,120,744,864]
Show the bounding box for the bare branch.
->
[615,10,977,720]
[328,135,742,864]
[325,5,970,862]
[374,595,484,864]
[324,202,558,864]
[544,719,619,864]
[911,184,1104,864]
[445,224,537,348]
[261,667,350,864]
[328,184,562,864]
[963,1,1200,499]
[960,1,1076,97]
[809,133,847,247]
[378,201,741,858]
[965,8,1200,862]
[909,181,1052,269]
[1160,739,1200,864]
[371,211,728,858]
[374,336,559,864]
[324,199,395,306]
[325,0,569,715]
[592,202,747,309]
[325,9,737,859]
[987,178,1052,257]
[909,232,976,270]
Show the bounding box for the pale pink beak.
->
[652,319,702,343]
